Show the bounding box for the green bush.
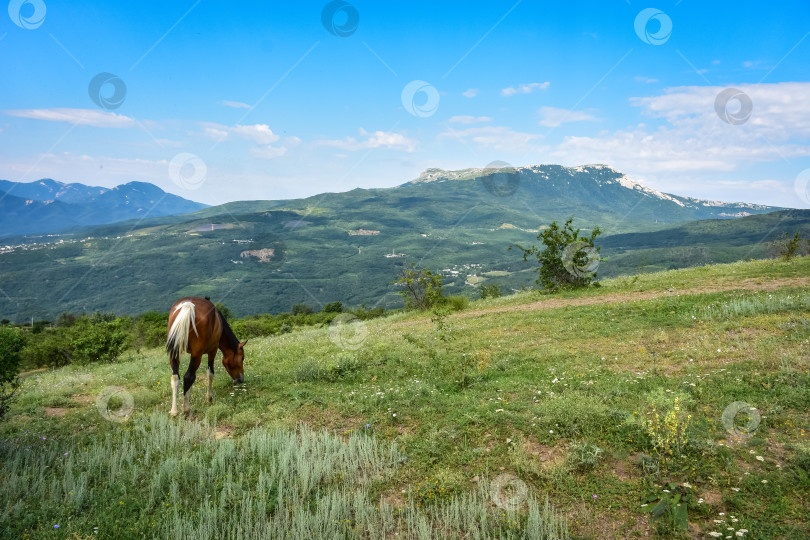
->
[480,284,501,299]
[566,441,604,472]
[21,316,130,367]
[21,328,73,368]
[442,295,469,312]
[131,311,168,349]
[68,318,130,365]
[0,327,26,422]
[322,301,343,313]
[291,304,314,316]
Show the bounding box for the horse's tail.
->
[166,301,199,358]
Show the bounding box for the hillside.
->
[0,165,798,321]
[2,258,808,538]
[0,179,207,238]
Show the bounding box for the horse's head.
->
[223,340,247,384]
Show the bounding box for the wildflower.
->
[761,479,768,484]
[593,494,597,499]
[54,525,59,529]
[709,533,722,538]
[755,455,764,461]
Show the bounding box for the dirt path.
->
[456,275,810,319]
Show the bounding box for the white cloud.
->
[198,122,286,157]
[500,82,550,97]
[538,107,598,127]
[251,146,287,159]
[438,125,543,153]
[547,82,810,178]
[221,100,252,109]
[634,76,659,84]
[5,108,136,128]
[231,124,280,145]
[318,129,417,152]
[448,115,492,124]
[462,88,479,98]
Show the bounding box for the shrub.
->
[480,284,501,299]
[67,318,130,365]
[291,304,314,316]
[512,216,602,291]
[0,327,26,422]
[22,328,73,368]
[567,441,604,472]
[322,301,343,313]
[442,295,469,312]
[21,316,130,368]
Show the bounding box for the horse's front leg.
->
[183,355,202,416]
[206,351,216,403]
[169,354,180,417]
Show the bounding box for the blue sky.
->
[1,0,809,207]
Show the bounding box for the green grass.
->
[2,257,810,538]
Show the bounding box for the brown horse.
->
[166,297,246,416]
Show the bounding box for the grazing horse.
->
[166,297,246,416]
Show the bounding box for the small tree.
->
[322,301,343,313]
[768,232,804,261]
[512,217,602,291]
[394,263,444,310]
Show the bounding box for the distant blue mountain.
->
[0,179,207,238]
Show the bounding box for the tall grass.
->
[0,413,567,539]
[692,290,810,320]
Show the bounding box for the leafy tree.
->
[480,284,501,299]
[291,304,314,316]
[323,301,343,313]
[0,327,26,422]
[512,217,602,291]
[394,263,444,310]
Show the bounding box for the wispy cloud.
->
[500,82,550,97]
[462,88,479,98]
[549,82,810,176]
[634,76,659,84]
[538,106,598,127]
[5,108,136,128]
[199,122,287,158]
[448,115,492,124]
[318,129,417,152]
[222,100,252,109]
[439,125,543,153]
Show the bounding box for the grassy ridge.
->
[2,257,809,538]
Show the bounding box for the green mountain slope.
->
[0,165,801,321]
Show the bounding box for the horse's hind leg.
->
[206,352,215,403]
[183,355,202,416]
[170,354,180,416]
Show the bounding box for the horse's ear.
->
[239,340,248,348]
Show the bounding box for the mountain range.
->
[0,179,207,238]
[0,165,806,321]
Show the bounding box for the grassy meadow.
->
[1,257,809,538]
